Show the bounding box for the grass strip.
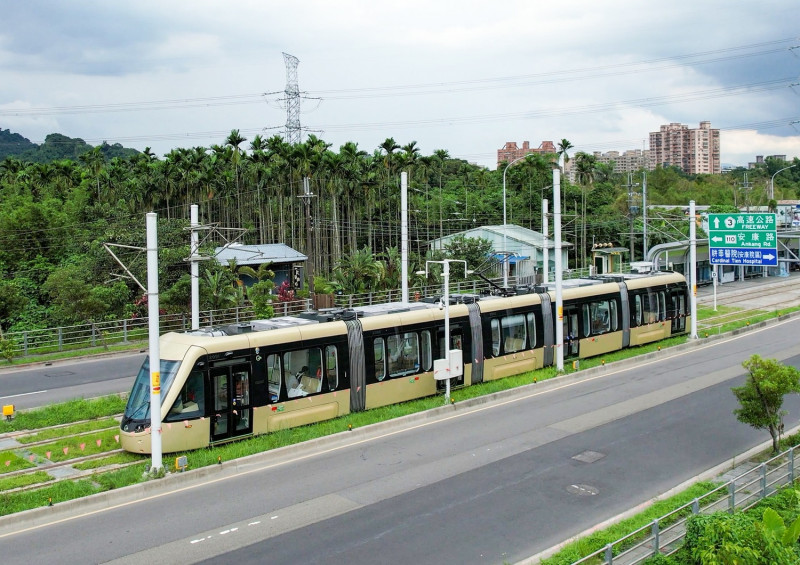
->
[0,471,53,491]
[0,451,37,474]
[14,418,120,444]
[0,397,127,433]
[27,429,122,463]
[540,481,719,565]
[72,452,141,471]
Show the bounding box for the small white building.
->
[430,224,571,284]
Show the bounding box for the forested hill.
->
[0,128,139,163]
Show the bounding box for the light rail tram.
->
[120,271,689,454]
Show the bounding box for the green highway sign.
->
[708,212,777,266]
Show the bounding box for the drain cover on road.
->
[44,371,76,378]
[567,484,599,496]
[572,450,606,464]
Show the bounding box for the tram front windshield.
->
[123,358,180,421]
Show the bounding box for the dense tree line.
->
[1,128,798,333]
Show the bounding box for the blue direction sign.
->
[708,213,777,266]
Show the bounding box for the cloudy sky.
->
[1,1,798,170]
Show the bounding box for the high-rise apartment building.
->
[497,140,557,166]
[648,121,720,174]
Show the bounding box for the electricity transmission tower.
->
[282,52,301,145]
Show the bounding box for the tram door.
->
[563,309,580,358]
[671,290,686,333]
[210,363,252,442]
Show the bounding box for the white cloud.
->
[1,1,798,169]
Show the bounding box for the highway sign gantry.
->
[708,212,777,266]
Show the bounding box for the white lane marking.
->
[0,390,48,401]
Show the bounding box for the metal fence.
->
[571,444,800,565]
[0,279,503,358]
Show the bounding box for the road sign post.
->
[708,213,777,267]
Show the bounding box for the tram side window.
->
[165,370,205,421]
[610,300,619,331]
[490,319,501,356]
[421,330,432,371]
[586,300,613,336]
[267,354,281,402]
[388,332,420,377]
[325,345,338,390]
[658,290,666,321]
[502,314,526,353]
[526,313,537,348]
[374,338,387,381]
[633,294,644,326]
[284,348,323,398]
[582,304,591,337]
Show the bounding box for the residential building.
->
[430,224,571,284]
[215,243,307,290]
[592,149,649,174]
[497,140,556,166]
[749,155,789,169]
[648,121,721,174]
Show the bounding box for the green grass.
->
[72,452,142,471]
[15,418,120,444]
[540,481,720,565]
[0,397,127,433]
[0,451,37,474]
[0,470,53,491]
[1,340,146,366]
[0,465,148,517]
[27,429,123,463]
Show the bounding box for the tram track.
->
[0,416,141,500]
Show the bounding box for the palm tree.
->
[225,129,247,221]
[557,139,574,168]
[78,146,105,202]
[202,268,240,311]
[433,149,450,239]
[574,152,597,268]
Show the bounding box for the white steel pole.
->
[443,260,451,404]
[190,204,200,330]
[642,171,648,259]
[713,264,717,312]
[401,172,409,303]
[502,169,508,289]
[689,200,698,339]
[502,156,526,289]
[542,199,549,284]
[554,159,564,372]
[146,212,163,471]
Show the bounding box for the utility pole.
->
[189,205,200,330]
[739,173,753,212]
[300,177,316,296]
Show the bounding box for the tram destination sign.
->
[708,212,777,266]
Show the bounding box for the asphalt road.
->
[0,352,145,409]
[2,315,800,565]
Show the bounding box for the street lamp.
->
[417,259,471,404]
[502,154,530,288]
[770,164,796,201]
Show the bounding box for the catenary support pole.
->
[689,200,698,339]
[542,199,549,284]
[401,171,409,303]
[190,205,199,330]
[146,212,163,471]
[554,159,564,371]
